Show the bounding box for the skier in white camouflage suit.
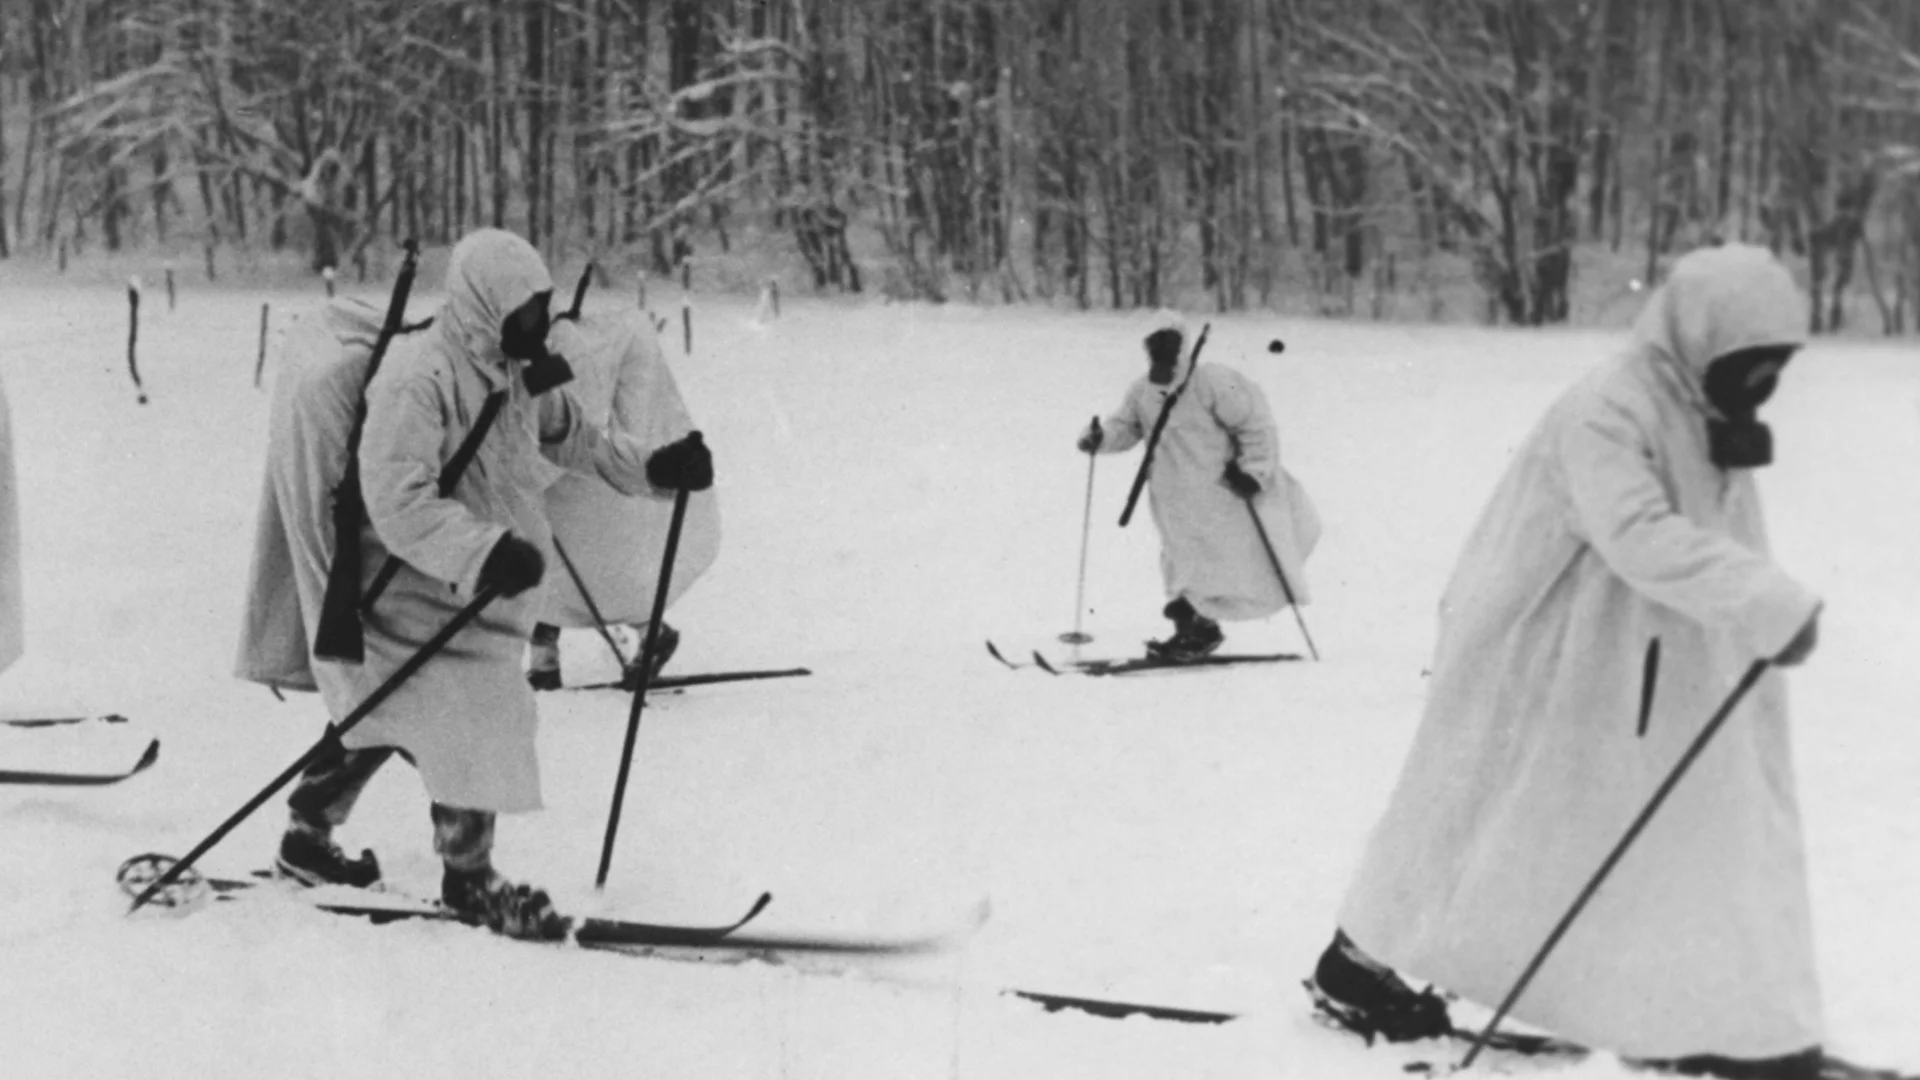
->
[238,229,713,938]
[1311,244,1825,1079]
[1078,311,1319,659]
[525,306,720,691]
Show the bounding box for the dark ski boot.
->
[618,621,681,690]
[1307,929,1453,1044]
[275,825,383,889]
[1146,598,1225,662]
[442,865,572,941]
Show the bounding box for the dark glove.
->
[498,293,574,396]
[478,533,545,598]
[1774,611,1819,667]
[1223,461,1262,498]
[519,349,575,396]
[1076,418,1104,454]
[646,432,714,492]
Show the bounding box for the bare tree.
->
[1296,0,1594,325]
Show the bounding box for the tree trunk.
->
[103,164,125,252]
[0,39,10,259]
[524,0,547,248]
[490,0,509,229]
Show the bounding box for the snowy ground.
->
[0,275,1917,1080]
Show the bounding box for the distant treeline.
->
[3,0,1920,329]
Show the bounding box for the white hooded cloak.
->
[539,311,718,627]
[1095,328,1320,622]
[1338,244,1823,1060]
[237,231,648,811]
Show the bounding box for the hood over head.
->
[1145,308,1187,340]
[439,229,554,374]
[1630,244,1804,414]
[1143,308,1191,382]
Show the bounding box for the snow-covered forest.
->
[7,1,1920,325]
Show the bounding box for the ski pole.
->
[596,456,696,888]
[1244,498,1320,662]
[1457,659,1772,1070]
[127,585,502,914]
[1637,638,1661,738]
[551,535,631,670]
[1061,417,1100,646]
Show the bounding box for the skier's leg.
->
[430,801,496,874]
[277,737,393,887]
[434,803,569,940]
[287,739,395,830]
[527,622,562,691]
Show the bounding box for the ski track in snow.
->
[0,281,1915,1079]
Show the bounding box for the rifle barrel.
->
[1118,324,1209,528]
[310,239,423,662]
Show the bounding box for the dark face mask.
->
[1701,346,1794,470]
[1145,328,1183,386]
[499,291,574,396]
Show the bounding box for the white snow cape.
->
[540,312,718,628]
[1339,244,1822,1060]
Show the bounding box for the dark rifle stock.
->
[312,239,422,663]
[1118,323,1209,528]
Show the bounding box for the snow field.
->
[0,278,1913,1078]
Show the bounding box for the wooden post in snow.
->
[255,304,271,388]
[126,278,149,405]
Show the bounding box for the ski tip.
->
[1031,651,1059,675]
[133,739,161,771]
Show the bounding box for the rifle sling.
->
[439,390,509,496]
[360,389,510,613]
